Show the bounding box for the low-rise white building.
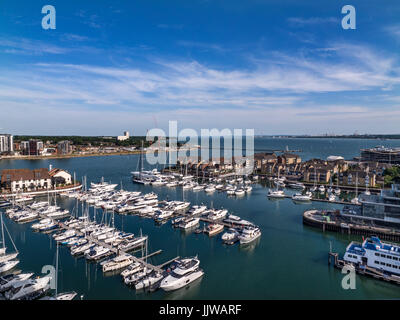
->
[1,168,51,192]
[49,168,73,185]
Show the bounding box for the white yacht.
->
[205,185,216,193]
[102,254,133,273]
[0,259,19,273]
[0,272,34,292]
[84,246,111,261]
[160,257,204,291]
[207,209,228,221]
[235,189,245,196]
[292,192,312,202]
[179,217,200,229]
[5,276,51,300]
[221,228,239,242]
[238,226,261,245]
[121,262,142,278]
[267,189,285,198]
[328,194,336,202]
[187,205,207,216]
[318,185,326,193]
[288,182,305,190]
[135,272,164,290]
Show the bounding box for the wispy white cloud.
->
[1,40,400,134]
[287,17,339,26]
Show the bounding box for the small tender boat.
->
[206,223,224,236]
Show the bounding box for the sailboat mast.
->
[1,212,5,250]
[55,241,59,297]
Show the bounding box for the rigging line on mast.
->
[2,217,18,253]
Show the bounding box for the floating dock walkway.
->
[58,221,176,273]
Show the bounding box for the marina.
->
[1,137,400,299]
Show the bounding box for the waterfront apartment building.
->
[0,134,14,153]
[21,139,44,156]
[359,184,400,225]
[57,140,72,155]
[361,146,400,164]
[0,168,51,193]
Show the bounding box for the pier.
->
[57,221,170,273]
[303,209,400,242]
[283,195,361,206]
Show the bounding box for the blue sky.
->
[0,0,400,136]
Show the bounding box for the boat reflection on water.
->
[238,236,261,253]
[163,274,203,300]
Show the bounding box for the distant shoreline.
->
[257,136,400,140]
[0,151,144,161]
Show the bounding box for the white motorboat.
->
[328,194,336,202]
[235,189,245,196]
[267,189,285,198]
[207,209,228,221]
[135,272,164,290]
[121,262,142,278]
[204,185,216,193]
[206,223,224,236]
[160,257,203,291]
[221,228,239,242]
[124,267,152,285]
[192,185,205,191]
[102,254,133,273]
[292,192,312,202]
[288,182,305,190]
[0,259,19,273]
[31,218,52,231]
[84,246,111,261]
[53,230,76,242]
[318,185,326,193]
[238,226,261,245]
[245,186,252,193]
[0,272,34,292]
[5,276,51,300]
[334,188,341,195]
[0,252,19,264]
[118,236,148,251]
[179,218,200,229]
[187,205,207,216]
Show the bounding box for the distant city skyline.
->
[1,1,400,135]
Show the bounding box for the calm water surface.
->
[1,138,400,299]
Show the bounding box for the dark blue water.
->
[1,138,400,299]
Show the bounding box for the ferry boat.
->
[343,236,400,275]
[238,226,261,245]
[160,257,204,291]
